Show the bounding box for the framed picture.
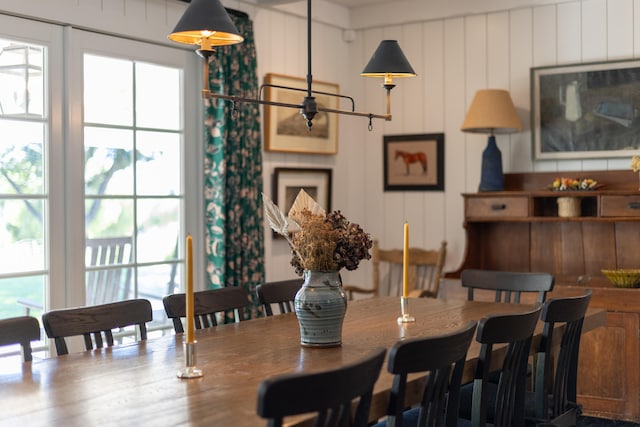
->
[264,73,339,154]
[383,133,445,191]
[532,59,640,159]
[273,167,332,224]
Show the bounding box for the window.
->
[0,31,51,322]
[0,15,200,354]
[83,54,182,322]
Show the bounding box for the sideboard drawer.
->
[466,197,529,218]
[601,195,640,217]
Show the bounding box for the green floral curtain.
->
[204,11,264,320]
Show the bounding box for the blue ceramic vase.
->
[294,270,347,347]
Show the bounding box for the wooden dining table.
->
[0,296,606,426]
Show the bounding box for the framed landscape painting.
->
[383,133,445,191]
[532,58,640,159]
[263,73,339,154]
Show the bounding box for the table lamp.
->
[461,89,522,191]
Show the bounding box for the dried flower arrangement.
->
[263,190,373,275]
[550,177,598,191]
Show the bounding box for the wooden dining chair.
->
[460,269,554,304]
[458,304,542,427]
[18,236,134,315]
[344,239,447,300]
[372,321,477,427]
[256,279,302,316]
[0,315,40,362]
[42,298,152,356]
[162,286,249,333]
[525,290,592,427]
[256,347,387,427]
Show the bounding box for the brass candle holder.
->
[397,297,415,324]
[178,341,203,379]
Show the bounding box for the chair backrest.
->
[385,321,477,427]
[85,236,133,305]
[256,347,386,427]
[17,236,134,316]
[0,316,40,362]
[373,239,447,298]
[460,269,554,304]
[532,290,592,423]
[467,304,542,427]
[162,286,249,333]
[256,279,303,316]
[42,299,152,356]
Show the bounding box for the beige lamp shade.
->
[461,89,522,135]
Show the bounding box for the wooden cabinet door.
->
[577,311,640,422]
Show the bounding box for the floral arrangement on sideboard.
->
[549,177,598,191]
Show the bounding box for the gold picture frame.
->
[264,73,339,154]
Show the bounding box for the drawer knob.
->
[627,202,640,210]
[491,204,507,211]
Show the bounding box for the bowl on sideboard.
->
[601,269,640,288]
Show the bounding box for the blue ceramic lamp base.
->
[479,135,504,192]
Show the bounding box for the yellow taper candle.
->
[403,222,409,298]
[186,234,195,343]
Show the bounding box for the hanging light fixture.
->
[169,0,416,131]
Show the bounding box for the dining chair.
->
[256,278,302,316]
[42,298,152,356]
[18,236,134,315]
[162,286,249,333]
[256,347,387,427]
[525,290,592,427]
[460,269,554,304]
[0,315,40,362]
[372,320,477,427]
[458,304,543,427]
[344,239,447,300]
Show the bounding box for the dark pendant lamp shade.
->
[168,0,244,48]
[361,40,417,78]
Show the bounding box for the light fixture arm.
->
[171,0,414,131]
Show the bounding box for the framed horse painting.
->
[383,133,445,191]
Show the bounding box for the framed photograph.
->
[383,133,445,191]
[273,167,332,225]
[532,59,640,159]
[264,73,339,154]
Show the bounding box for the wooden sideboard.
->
[447,170,640,422]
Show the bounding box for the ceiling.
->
[257,0,396,9]
[321,0,392,7]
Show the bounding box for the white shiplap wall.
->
[336,0,640,290]
[1,0,638,288]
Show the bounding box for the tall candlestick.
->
[186,234,195,343]
[403,222,409,298]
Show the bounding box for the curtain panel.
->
[204,11,264,320]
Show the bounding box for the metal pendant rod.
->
[306,0,312,99]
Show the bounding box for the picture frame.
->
[532,58,640,160]
[264,73,339,154]
[383,133,445,191]
[272,168,332,235]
